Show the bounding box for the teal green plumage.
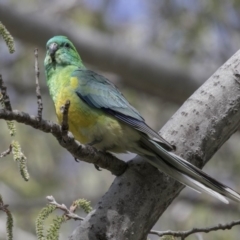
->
[44,36,240,203]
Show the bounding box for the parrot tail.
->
[140,136,240,204]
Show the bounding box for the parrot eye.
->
[65,43,70,48]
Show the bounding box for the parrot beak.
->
[48,42,59,60]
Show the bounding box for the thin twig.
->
[150,219,240,239]
[0,145,12,158]
[0,74,12,111]
[34,49,43,120]
[46,196,84,221]
[61,100,70,137]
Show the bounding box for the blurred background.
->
[1,0,240,239]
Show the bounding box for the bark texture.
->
[70,51,240,240]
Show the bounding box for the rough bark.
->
[0,3,203,103]
[70,51,240,240]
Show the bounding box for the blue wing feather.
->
[73,69,173,150]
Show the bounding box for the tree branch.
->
[70,50,240,240]
[0,107,127,176]
[0,75,12,111]
[34,48,43,121]
[150,219,240,239]
[0,2,204,103]
[60,100,70,137]
[46,196,84,221]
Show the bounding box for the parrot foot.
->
[94,164,102,171]
[74,157,80,162]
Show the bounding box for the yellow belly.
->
[55,87,101,144]
[54,86,141,153]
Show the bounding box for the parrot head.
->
[44,36,82,71]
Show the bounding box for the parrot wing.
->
[72,69,173,150]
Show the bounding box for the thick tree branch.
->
[70,51,240,240]
[0,3,203,103]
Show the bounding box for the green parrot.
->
[44,35,240,204]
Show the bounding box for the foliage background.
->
[1,1,240,239]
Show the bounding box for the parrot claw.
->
[94,164,102,171]
[74,157,80,162]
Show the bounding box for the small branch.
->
[61,100,70,138]
[150,219,240,239]
[0,75,16,136]
[46,196,84,221]
[0,75,12,111]
[0,145,12,158]
[34,48,43,120]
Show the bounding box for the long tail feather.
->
[140,137,240,203]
